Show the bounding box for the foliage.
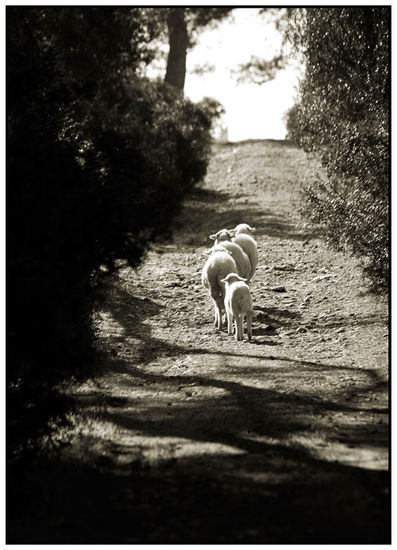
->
[284,103,300,144]
[196,97,225,124]
[185,7,234,49]
[7,6,214,443]
[284,7,390,288]
[230,8,288,87]
[235,54,285,85]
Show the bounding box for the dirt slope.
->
[11,140,390,544]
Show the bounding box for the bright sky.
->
[183,8,302,142]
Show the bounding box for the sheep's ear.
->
[209,234,217,240]
[220,277,227,283]
[238,275,247,281]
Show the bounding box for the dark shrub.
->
[7,7,214,449]
[284,7,390,288]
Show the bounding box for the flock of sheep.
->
[201,223,258,341]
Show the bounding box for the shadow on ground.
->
[221,138,300,148]
[7,351,390,544]
[174,187,320,247]
[7,289,390,544]
[7,436,389,544]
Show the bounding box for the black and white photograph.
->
[6,4,390,544]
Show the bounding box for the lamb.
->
[230,225,258,281]
[201,245,237,330]
[209,229,252,281]
[221,273,256,341]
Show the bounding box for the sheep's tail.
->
[248,309,258,318]
[212,278,224,300]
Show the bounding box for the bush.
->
[7,7,214,448]
[284,103,301,144]
[284,7,390,288]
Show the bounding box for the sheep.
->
[209,229,252,281]
[227,224,258,281]
[234,223,256,236]
[221,273,256,341]
[202,245,237,330]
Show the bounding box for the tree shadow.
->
[219,138,300,149]
[8,277,389,544]
[101,287,305,367]
[249,338,280,346]
[252,325,278,336]
[256,305,302,321]
[254,214,320,241]
[9,346,387,544]
[318,313,388,329]
[174,188,320,246]
[97,283,389,458]
[8,290,390,544]
[174,206,265,247]
[188,186,232,204]
[7,437,389,544]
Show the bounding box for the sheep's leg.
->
[248,251,257,280]
[226,310,233,335]
[238,317,243,340]
[210,290,223,330]
[235,315,243,341]
[212,300,219,328]
[247,314,252,340]
[216,298,224,330]
[246,258,253,282]
[212,296,223,330]
[249,258,256,281]
[213,303,222,330]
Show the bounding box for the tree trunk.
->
[164,8,188,93]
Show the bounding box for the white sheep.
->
[201,245,237,330]
[209,229,252,281]
[234,223,256,236]
[229,225,258,281]
[221,273,256,341]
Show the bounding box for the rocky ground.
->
[8,140,390,544]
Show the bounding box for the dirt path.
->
[25,140,390,543]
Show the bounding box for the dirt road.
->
[11,140,390,543]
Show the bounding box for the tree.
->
[164,7,234,92]
[164,8,189,91]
